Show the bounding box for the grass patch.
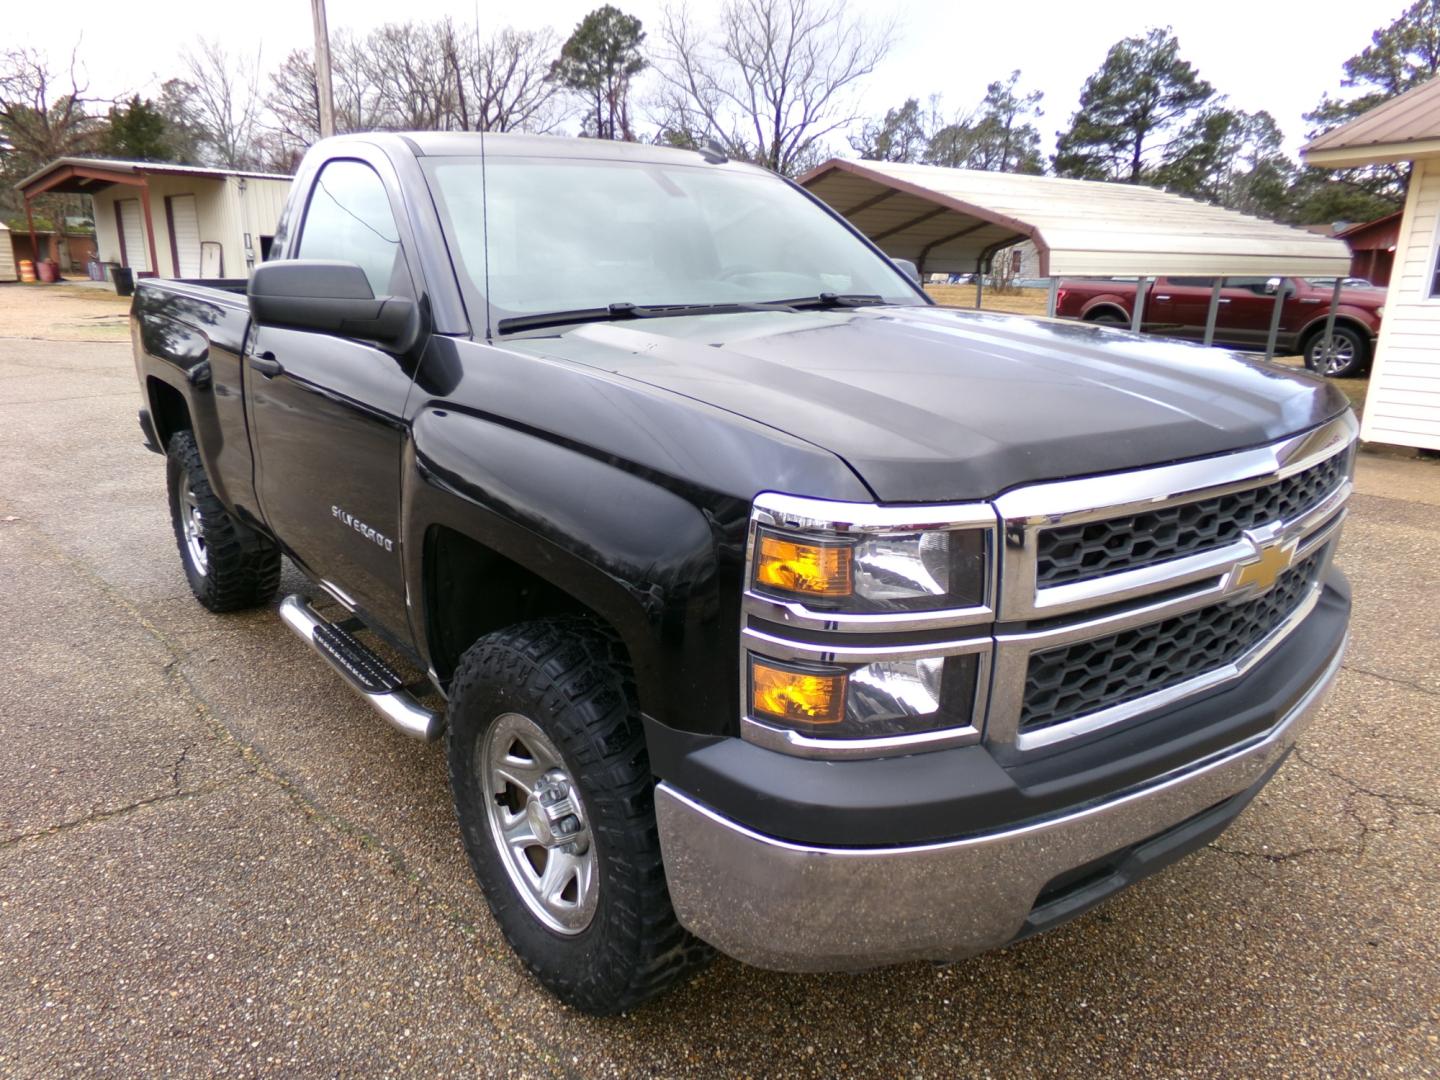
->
[925,284,1051,316]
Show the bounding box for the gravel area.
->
[0,282,131,343]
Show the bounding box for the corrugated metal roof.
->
[800,159,1352,277]
[1303,76,1440,164]
[15,156,292,192]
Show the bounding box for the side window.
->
[1224,277,1275,294]
[1168,277,1217,288]
[298,160,408,298]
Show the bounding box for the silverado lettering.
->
[332,505,394,552]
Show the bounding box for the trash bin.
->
[112,266,135,297]
[36,260,59,284]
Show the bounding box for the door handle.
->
[1154,295,1171,301]
[250,352,284,378]
[1217,298,1231,304]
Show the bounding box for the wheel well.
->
[1298,318,1370,352]
[1083,304,1128,322]
[424,525,624,684]
[147,377,191,447]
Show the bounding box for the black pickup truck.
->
[131,133,1356,1015]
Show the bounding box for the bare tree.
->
[653,0,896,174]
[168,38,265,169]
[0,43,107,259]
[263,19,567,167]
[361,23,455,131]
[457,24,568,133]
[264,31,386,165]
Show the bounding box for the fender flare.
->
[401,407,739,731]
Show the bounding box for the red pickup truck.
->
[1054,276,1384,377]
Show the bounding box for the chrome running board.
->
[278,594,442,741]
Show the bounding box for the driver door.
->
[244,157,417,639]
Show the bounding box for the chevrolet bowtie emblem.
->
[1233,539,1297,592]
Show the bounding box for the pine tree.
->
[1052,27,1213,184]
[100,96,180,162]
[850,98,929,163]
[550,6,646,141]
[1295,0,1439,223]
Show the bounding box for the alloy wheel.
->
[478,711,598,935]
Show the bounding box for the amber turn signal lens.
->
[754,530,852,597]
[750,659,846,726]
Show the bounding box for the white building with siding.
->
[0,224,16,282]
[15,159,292,280]
[1304,77,1440,452]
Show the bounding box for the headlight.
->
[742,494,995,755]
[745,647,984,746]
[748,496,993,616]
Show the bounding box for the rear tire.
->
[446,617,712,1015]
[166,430,281,612]
[1302,325,1369,378]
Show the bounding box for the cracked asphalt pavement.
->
[1,294,1438,1077]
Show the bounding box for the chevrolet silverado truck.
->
[130,133,1356,1015]
[1055,275,1384,377]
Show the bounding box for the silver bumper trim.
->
[656,639,1345,972]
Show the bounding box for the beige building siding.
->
[91,173,291,279]
[1362,157,1440,450]
[215,176,292,274]
[0,225,16,282]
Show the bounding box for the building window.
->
[1432,238,1440,298]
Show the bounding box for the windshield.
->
[423,155,921,325]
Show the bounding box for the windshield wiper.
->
[765,292,887,310]
[495,300,795,335]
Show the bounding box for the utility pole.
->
[311,0,337,139]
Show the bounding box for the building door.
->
[167,194,201,277]
[115,199,150,272]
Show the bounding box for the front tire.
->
[166,430,281,612]
[1303,325,1369,378]
[446,617,711,1015]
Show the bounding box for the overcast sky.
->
[23,0,1393,157]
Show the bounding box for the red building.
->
[1336,211,1401,287]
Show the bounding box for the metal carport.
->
[800,159,1353,358]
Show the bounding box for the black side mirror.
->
[248,260,419,351]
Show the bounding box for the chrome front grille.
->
[1021,548,1325,733]
[1034,451,1351,587]
[735,413,1357,761]
[988,413,1358,752]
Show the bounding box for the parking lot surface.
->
[1,287,1437,1077]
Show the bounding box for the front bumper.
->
[655,639,1343,972]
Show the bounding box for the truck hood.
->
[503,306,1351,503]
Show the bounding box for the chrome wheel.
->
[1310,334,1356,375]
[479,712,598,935]
[180,480,208,576]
